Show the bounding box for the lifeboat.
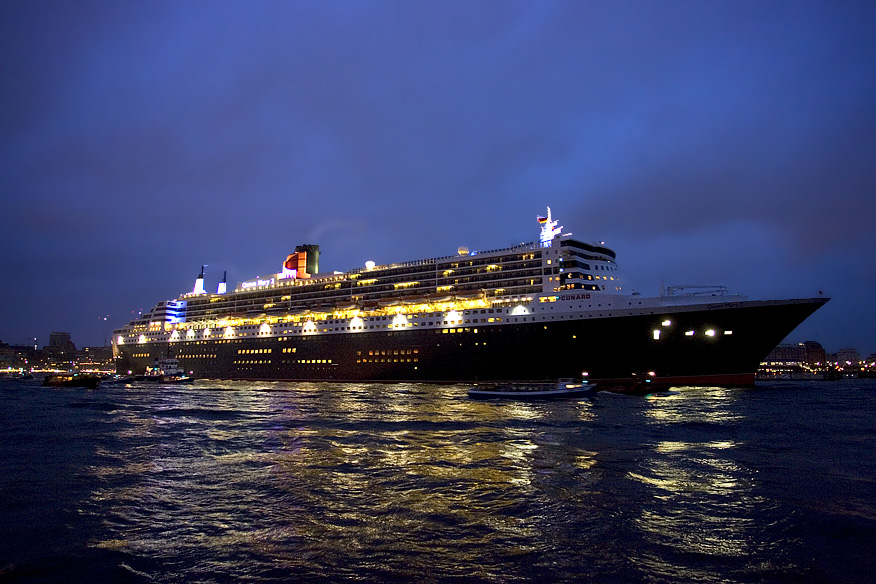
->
[455,291,486,300]
[426,294,453,303]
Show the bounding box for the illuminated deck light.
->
[138,335,146,344]
[652,330,661,340]
[685,331,695,336]
[117,336,124,345]
[260,323,271,334]
[724,330,733,335]
[662,320,671,326]
[224,326,234,338]
[705,329,716,337]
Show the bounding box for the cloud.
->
[1,1,874,353]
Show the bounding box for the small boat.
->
[401,296,427,305]
[142,358,195,384]
[455,292,486,300]
[1,371,34,380]
[468,379,597,400]
[43,374,101,389]
[427,294,453,303]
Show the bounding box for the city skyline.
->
[2,1,875,355]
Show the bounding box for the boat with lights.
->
[140,358,195,384]
[112,208,828,386]
[43,373,101,389]
[468,379,598,400]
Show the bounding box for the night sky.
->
[2,1,874,356]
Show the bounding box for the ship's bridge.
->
[541,233,624,296]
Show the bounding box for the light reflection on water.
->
[2,379,875,582]
[84,382,607,582]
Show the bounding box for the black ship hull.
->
[114,297,827,386]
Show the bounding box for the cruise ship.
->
[112,209,827,385]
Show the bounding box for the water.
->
[1,378,874,583]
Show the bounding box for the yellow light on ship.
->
[138,334,146,344]
[187,329,195,338]
[447,310,460,323]
[653,330,661,340]
[117,336,124,345]
[393,314,407,328]
[351,316,363,329]
[662,320,671,326]
[224,326,234,338]
[260,323,271,334]
[303,321,317,334]
[705,329,716,337]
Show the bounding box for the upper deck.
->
[116,209,627,334]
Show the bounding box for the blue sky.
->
[2,0,874,355]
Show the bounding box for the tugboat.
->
[142,358,195,384]
[467,378,597,400]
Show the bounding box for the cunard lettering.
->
[560,293,591,300]
[241,277,275,289]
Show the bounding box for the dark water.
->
[1,378,874,583]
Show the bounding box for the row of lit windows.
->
[358,358,419,364]
[177,353,217,359]
[235,357,332,365]
[237,348,273,354]
[122,307,539,343]
[357,349,419,356]
[125,307,526,340]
